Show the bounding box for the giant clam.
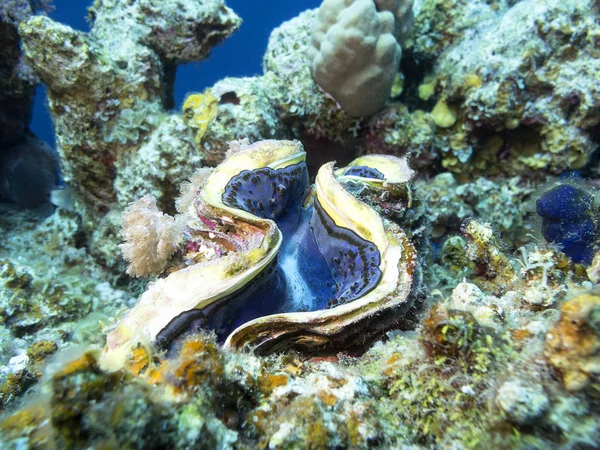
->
[103,140,418,368]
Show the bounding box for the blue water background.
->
[31,0,321,148]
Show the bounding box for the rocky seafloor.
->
[1,0,600,448]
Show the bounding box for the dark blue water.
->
[31,0,321,148]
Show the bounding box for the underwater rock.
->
[113,115,200,212]
[418,173,533,246]
[3,281,600,448]
[0,260,94,338]
[0,207,134,409]
[0,0,51,148]
[410,0,511,61]
[460,219,517,295]
[495,378,550,425]
[0,340,57,410]
[0,0,58,216]
[517,246,572,308]
[413,0,600,178]
[545,293,600,392]
[361,104,437,172]
[19,0,240,214]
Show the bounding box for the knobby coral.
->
[308,0,413,117]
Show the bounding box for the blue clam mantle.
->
[103,140,417,365]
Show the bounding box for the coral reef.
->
[0,206,133,410]
[18,0,240,214]
[16,0,240,270]
[4,269,600,449]
[411,0,600,178]
[263,9,361,148]
[113,115,200,212]
[186,75,287,167]
[2,0,600,447]
[417,173,533,245]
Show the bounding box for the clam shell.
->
[225,160,416,354]
[102,140,416,367]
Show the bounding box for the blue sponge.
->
[536,184,598,264]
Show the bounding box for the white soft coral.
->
[119,195,183,277]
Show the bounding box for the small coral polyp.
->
[103,140,417,367]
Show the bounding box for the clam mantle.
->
[102,140,418,369]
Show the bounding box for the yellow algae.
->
[462,73,482,90]
[431,98,457,128]
[127,346,150,376]
[518,154,551,169]
[504,118,520,130]
[390,73,404,98]
[418,75,437,101]
[258,372,289,396]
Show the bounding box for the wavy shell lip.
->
[335,154,415,184]
[102,141,304,369]
[102,140,417,368]
[200,139,306,220]
[224,158,416,354]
